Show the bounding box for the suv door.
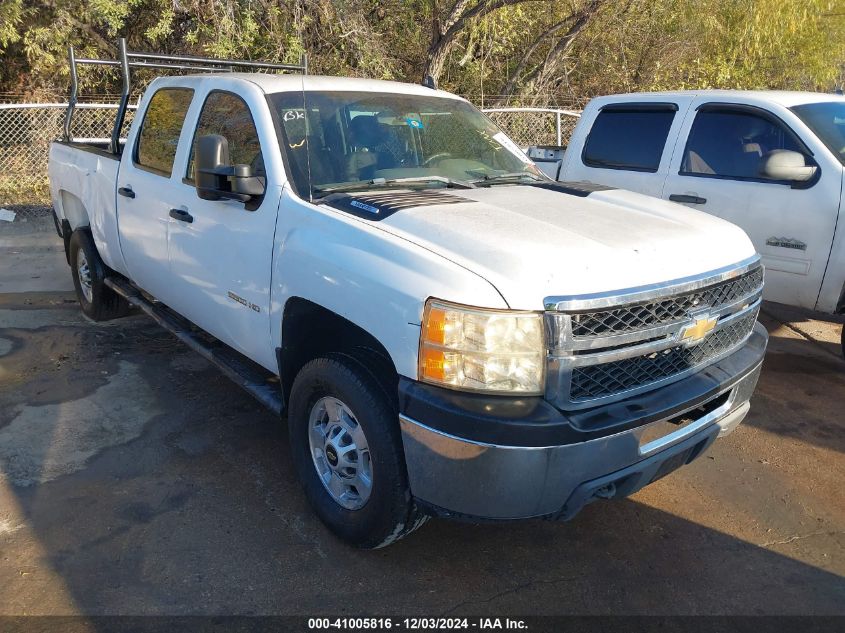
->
[561,100,688,196]
[117,87,194,305]
[662,102,840,309]
[167,87,283,370]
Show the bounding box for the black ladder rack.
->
[64,37,308,153]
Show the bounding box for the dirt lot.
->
[1,213,844,616]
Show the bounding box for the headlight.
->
[418,298,546,394]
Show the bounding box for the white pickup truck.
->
[49,42,767,548]
[558,90,845,356]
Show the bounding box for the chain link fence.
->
[482,107,581,149]
[0,103,136,216]
[0,102,579,215]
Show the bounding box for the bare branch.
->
[498,0,609,103]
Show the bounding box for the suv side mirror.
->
[196,134,264,202]
[760,149,818,183]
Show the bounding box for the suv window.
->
[682,109,804,180]
[134,88,194,176]
[187,91,265,184]
[582,106,676,172]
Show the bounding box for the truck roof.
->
[167,72,465,101]
[589,89,845,108]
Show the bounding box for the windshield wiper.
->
[470,171,545,186]
[314,175,475,196]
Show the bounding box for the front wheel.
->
[288,355,427,548]
[69,230,129,321]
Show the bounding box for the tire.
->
[69,229,130,321]
[288,355,428,548]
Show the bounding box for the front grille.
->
[569,310,758,402]
[571,267,763,338]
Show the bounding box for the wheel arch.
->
[58,189,91,231]
[279,297,400,408]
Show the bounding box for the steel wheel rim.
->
[307,396,372,510]
[76,248,93,303]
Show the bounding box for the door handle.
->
[669,194,707,204]
[169,208,193,223]
[118,186,135,199]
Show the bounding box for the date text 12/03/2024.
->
[307,618,529,630]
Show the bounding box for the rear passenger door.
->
[117,86,194,305]
[661,102,839,309]
[561,100,687,196]
[167,86,284,371]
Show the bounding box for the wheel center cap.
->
[325,445,338,467]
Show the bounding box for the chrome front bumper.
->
[399,324,766,520]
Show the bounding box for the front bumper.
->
[398,322,767,520]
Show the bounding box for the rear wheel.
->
[288,355,427,548]
[69,230,130,321]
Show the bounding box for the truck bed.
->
[48,140,129,277]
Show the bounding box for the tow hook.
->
[592,482,617,500]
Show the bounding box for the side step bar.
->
[104,277,284,415]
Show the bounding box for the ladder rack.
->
[64,37,308,153]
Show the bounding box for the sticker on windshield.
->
[405,117,424,129]
[492,131,533,164]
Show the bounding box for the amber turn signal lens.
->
[420,347,446,382]
[424,307,446,346]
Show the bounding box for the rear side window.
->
[134,88,194,176]
[187,91,264,183]
[582,106,676,172]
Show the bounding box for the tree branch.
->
[496,14,579,102]
[424,0,546,82]
[496,0,609,103]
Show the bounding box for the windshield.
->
[268,91,542,198]
[791,101,845,166]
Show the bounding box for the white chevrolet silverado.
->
[557,90,845,356]
[49,42,767,548]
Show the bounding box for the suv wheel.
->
[288,355,427,548]
[69,230,130,321]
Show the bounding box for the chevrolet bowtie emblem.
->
[680,314,718,345]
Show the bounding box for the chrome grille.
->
[571,267,764,338]
[569,309,759,402]
[544,257,764,410]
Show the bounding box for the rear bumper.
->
[398,323,767,520]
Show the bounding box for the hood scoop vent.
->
[529,181,615,197]
[321,190,472,221]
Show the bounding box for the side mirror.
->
[196,134,264,202]
[760,149,817,183]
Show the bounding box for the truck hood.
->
[334,184,758,310]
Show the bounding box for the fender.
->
[269,187,507,380]
[816,171,845,314]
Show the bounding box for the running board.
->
[104,277,284,415]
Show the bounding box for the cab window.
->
[582,105,676,172]
[681,109,805,180]
[134,88,194,176]
[187,91,265,186]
